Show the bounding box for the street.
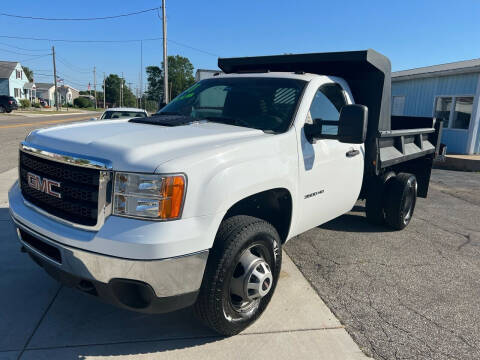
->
[285,169,480,360]
[0,112,100,173]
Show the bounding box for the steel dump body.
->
[218,49,443,195]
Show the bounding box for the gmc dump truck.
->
[9,49,443,335]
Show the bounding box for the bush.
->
[19,99,31,109]
[74,97,94,108]
[32,102,41,108]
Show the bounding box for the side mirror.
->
[90,117,98,121]
[338,105,368,144]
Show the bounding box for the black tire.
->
[384,173,417,230]
[6,109,12,113]
[194,215,282,336]
[365,171,395,225]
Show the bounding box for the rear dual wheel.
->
[365,172,417,230]
[384,173,417,230]
[194,215,281,336]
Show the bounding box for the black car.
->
[0,95,18,113]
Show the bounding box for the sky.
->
[0,0,479,92]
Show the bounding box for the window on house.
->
[14,88,21,98]
[392,96,405,116]
[434,96,473,130]
[452,97,473,130]
[16,70,22,79]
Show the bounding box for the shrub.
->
[19,99,31,109]
[74,97,94,108]
[32,102,41,108]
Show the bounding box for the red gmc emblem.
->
[27,172,62,199]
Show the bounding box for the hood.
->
[26,119,265,172]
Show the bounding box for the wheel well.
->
[223,188,293,243]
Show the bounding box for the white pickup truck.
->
[8,50,443,335]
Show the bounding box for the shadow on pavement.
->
[0,207,223,358]
[318,205,394,233]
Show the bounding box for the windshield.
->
[156,77,306,133]
[101,111,147,120]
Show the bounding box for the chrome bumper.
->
[13,218,208,298]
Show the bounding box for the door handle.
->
[346,149,360,158]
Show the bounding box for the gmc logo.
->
[27,172,62,199]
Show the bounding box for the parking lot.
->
[1,114,480,360]
[285,169,480,360]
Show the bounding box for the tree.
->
[23,66,33,82]
[104,74,136,107]
[145,66,163,102]
[146,55,195,102]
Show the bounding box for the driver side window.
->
[308,83,347,135]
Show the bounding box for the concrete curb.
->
[434,156,480,172]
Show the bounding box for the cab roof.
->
[218,49,392,132]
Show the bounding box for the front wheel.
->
[194,215,282,336]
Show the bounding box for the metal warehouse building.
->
[392,59,480,154]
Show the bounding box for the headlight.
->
[113,172,186,220]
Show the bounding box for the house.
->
[0,61,30,101]
[35,83,56,106]
[24,82,36,102]
[392,59,480,154]
[195,69,222,82]
[58,85,79,105]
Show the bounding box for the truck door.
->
[297,82,364,233]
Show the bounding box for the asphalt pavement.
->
[0,112,100,173]
[285,169,480,360]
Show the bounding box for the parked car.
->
[93,107,148,121]
[0,95,18,113]
[9,50,443,336]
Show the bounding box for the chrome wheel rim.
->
[229,244,273,313]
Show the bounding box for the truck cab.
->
[8,49,442,336]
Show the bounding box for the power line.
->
[0,41,48,52]
[0,34,162,43]
[0,7,159,21]
[168,38,219,57]
[17,54,52,63]
[56,55,91,73]
[0,35,220,56]
[0,47,48,57]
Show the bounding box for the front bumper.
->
[13,219,208,313]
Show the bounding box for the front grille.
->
[19,229,62,264]
[19,151,101,226]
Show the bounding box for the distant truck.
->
[9,49,443,335]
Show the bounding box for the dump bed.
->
[218,49,443,178]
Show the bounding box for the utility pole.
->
[93,66,97,109]
[103,72,106,109]
[162,0,169,104]
[140,40,143,110]
[52,46,59,110]
[120,72,124,107]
